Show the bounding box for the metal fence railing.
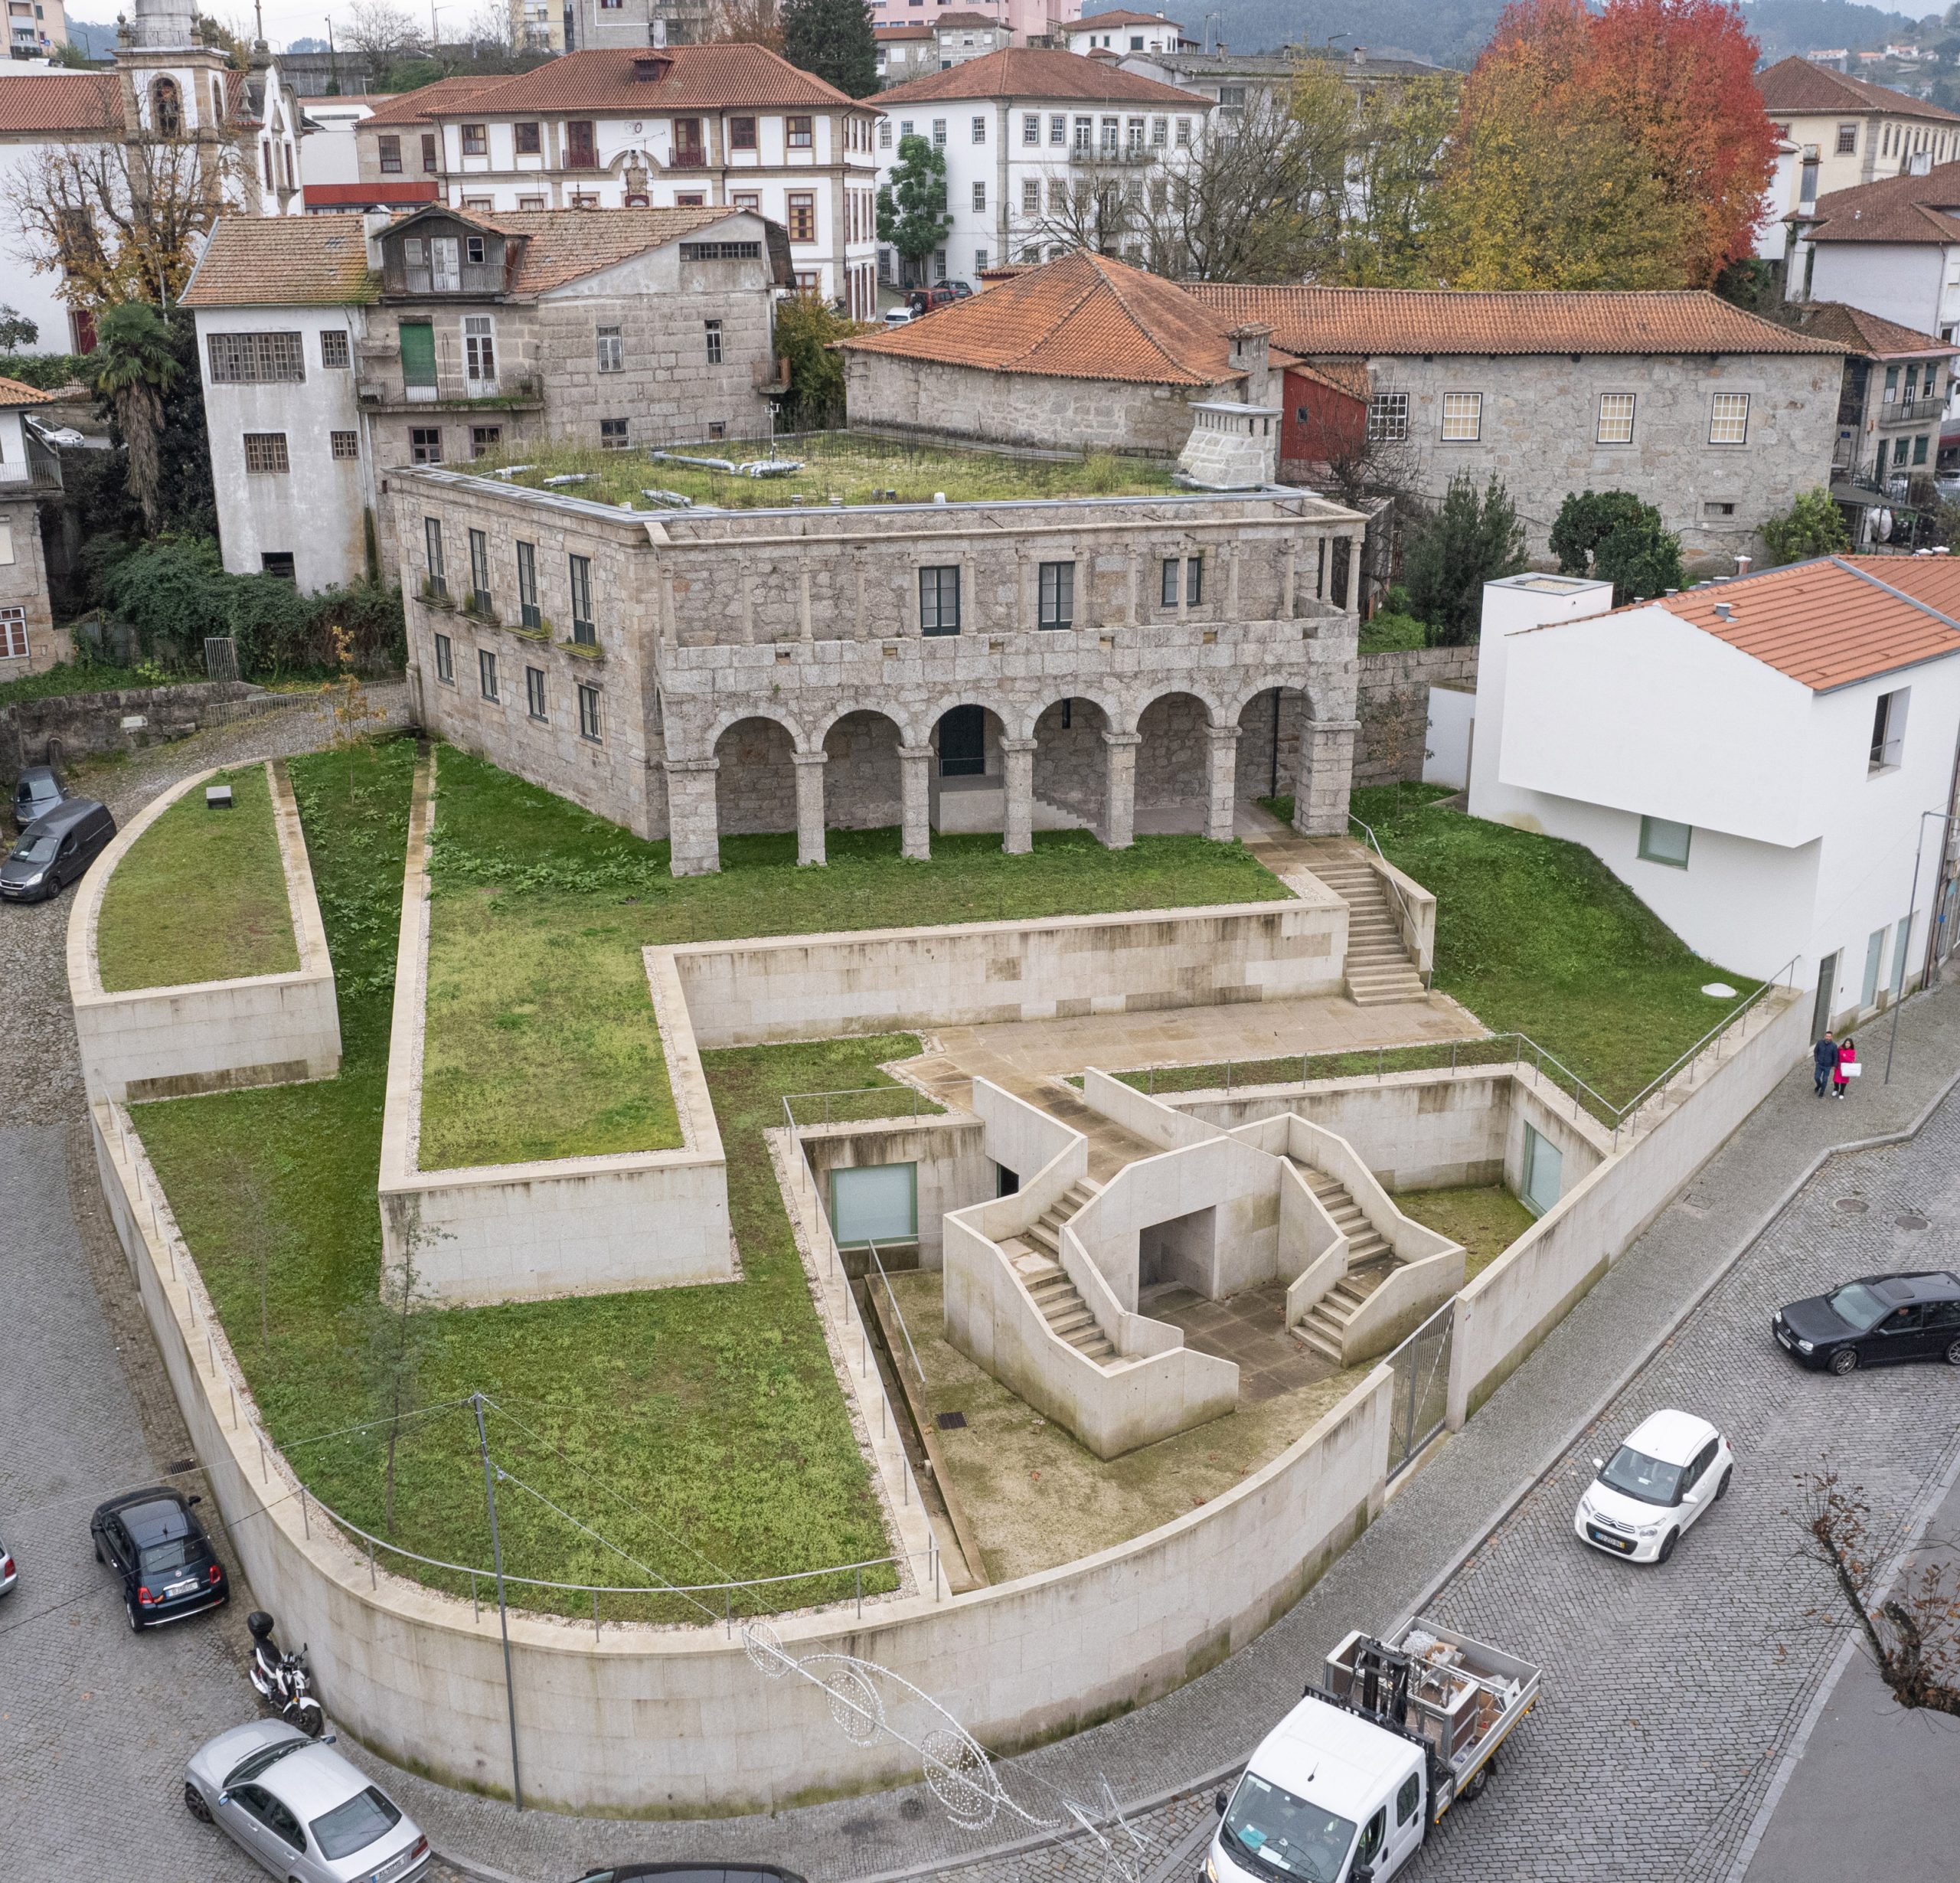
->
[1383,1299,1455,1479]
[782,1083,936,1129]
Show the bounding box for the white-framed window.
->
[704,318,723,365]
[1174,116,1192,147]
[596,324,623,373]
[1073,115,1092,152]
[1638,814,1691,868]
[0,605,27,662]
[971,114,986,142]
[1022,112,1039,144]
[1021,178,1040,214]
[463,314,495,388]
[975,247,989,270]
[1870,686,1909,771]
[1038,559,1073,629]
[1596,393,1636,444]
[972,180,986,212]
[1709,393,1749,445]
[1440,392,1481,442]
[1050,113,1066,144]
[1151,116,1167,148]
[932,117,946,146]
[1367,391,1409,443]
[878,118,891,147]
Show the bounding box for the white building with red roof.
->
[353,47,883,315]
[1471,559,1960,1002]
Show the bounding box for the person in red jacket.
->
[1832,1035,1858,1098]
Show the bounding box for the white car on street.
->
[184,1719,430,1882]
[1574,1408,1733,1564]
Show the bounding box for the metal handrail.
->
[1608,956,1799,1133]
[1347,811,1419,945]
[781,1084,926,1129]
[866,1239,926,1386]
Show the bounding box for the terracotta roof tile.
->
[301,181,441,208]
[1801,162,1960,245]
[876,23,936,37]
[492,205,750,292]
[358,77,510,128]
[0,375,58,407]
[1652,555,1960,691]
[424,45,858,115]
[877,47,1210,106]
[1789,301,1960,359]
[1757,54,1960,122]
[1074,8,1187,26]
[181,215,381,308]
[840,249,1244,384]
[0,71,121,135]
[1181,284,1847,357]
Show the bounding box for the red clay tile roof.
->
[0,70,121,134]
[1800,161,1960,244]
[1757,54,1960,122]
[302,181,441,208]
[182,215,382,307]
[1074,8,1187,25]
[1652,555,1960,691]
[1788,301,1960,359]
[841,248,1257,384]
[492,206,755,291]
[358,77,510,128]
[1181,284,1847,357]
[936,11,1008,25]
[877,47,1210,106]
[1286,358,1369,402]
[421,45,858,115]
[0,375,58,407]
[876,23,936,38]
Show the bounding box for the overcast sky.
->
[72,4,486,58]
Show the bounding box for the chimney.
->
[1351,44,1366,64]
[1227,322,1272,407]
[1733,553,1752,577]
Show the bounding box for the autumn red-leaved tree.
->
[1436,0,1776,290]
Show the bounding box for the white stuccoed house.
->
[1469,560,1960,1031]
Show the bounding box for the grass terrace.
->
[420,747,1291,1170]
[96,762,300,992]
[462,430,1179,512]
[1391,1185,1537,1281]
[136,737,925,1623]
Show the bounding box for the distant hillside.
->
[1206,0,1941,68]
[64,16,119,56]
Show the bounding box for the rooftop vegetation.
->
[461,430,1178,512]
[95,762,300,992]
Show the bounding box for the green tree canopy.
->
[1550,488,1685,603]
[1401,472,1530,645]
[877,133,952,268]
[1761,488,1851,566]
[782,0,878,99]
[773,292,861,429]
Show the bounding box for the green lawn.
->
[96,763,300,992]
[136,736,923,1620]
[421,746,1290,1168]
[1267,783,1756,1107]
[1391,1184,1537,1280]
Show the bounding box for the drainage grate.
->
[166,1458,197,1476]
[1834,1198,1869,1214]
[935,1411,968,1430]
[1898,1214,1929,1231]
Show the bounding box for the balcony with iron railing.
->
[1877,394,1947,426]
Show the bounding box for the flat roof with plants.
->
[96,762,301,993]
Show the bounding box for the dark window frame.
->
[920,564,961,636]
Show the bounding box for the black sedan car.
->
[1773,1270,1960,1375]
[90,1487,229,1630]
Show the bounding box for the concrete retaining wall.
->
[67,761,341,1103]
[797,1113,993,1270]
[669,886,1348,1048]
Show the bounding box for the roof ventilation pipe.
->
[1734,554,1753,577]
[1714,602,1733,622]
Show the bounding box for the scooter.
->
[247,1610,325,1737]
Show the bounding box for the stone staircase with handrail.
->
[1296,840,1426,1006]
[1290,1164,1407,1363]
[998,1180,1116,1363]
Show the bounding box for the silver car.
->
[185,1719,430,1883]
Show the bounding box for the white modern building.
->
[874,47,1209,283]
[1470,561,1960,1028]
[1063,9,1189,55]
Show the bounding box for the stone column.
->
[664,756,721,876]
[1292,718,1360,837]
[792,749,828,867]
[1204,724,1240,842]
[1101,730,1140,851]
[1000,736,1037,856]
[898,743,933,861]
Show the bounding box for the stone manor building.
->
[389,471,1370,873]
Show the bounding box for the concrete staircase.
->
[1299,841,1426,1006]
[1000,1181,1116,1363]
[1292,1166,1406,1363]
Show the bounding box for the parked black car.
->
[1773,1270,1960,1374]
[11,763,66,832]
[575,1868,808,1882]
[90,1487,229,1630]
[0,796,116,902]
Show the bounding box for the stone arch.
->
[704,703,806,753]
[822,708,905,834]
[1233,685,1308,809]
[1029,693,1111,839]
[151,77,183,139]
[713,714,799,838]
[1132,689,1217,834]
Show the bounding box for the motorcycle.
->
[247,1610,325,1738]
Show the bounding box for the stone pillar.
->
[792,749,828,867]
[1001,736,1037,855]
[898,743,933,861]
[1204,724,1240,842]
[1292,718,1360,837]
[664,756,721,876]
[1101,730,1140,851]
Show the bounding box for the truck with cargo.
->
[1204,1620,1541,1883]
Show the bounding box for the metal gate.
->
[1384,1300,1454,1479]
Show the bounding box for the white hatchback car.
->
[1574,1407,1733,1564]
[185,1719,430,1883]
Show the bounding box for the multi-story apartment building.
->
[354,47,883,314]
[867,0,1083,43]
[875,23,939,86]
[390,462,1369,873]
[181,204,789,593]
[874,47,1210,283]
[8,0,66,59]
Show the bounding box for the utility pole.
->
[473,1393,524,1811]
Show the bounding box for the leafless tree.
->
[1797,1465,1960,1715]
[711,0,785,51]
[344,1,428,61]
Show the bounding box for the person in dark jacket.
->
[1814,1031,1839,1097]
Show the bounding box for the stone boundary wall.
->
[2,678,263,776]
[1354,644,1478,789]
[375,749,733,1305]
[67,760,342,1103]
[93,1087,1397,1814]
[669,877,1349,1048]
